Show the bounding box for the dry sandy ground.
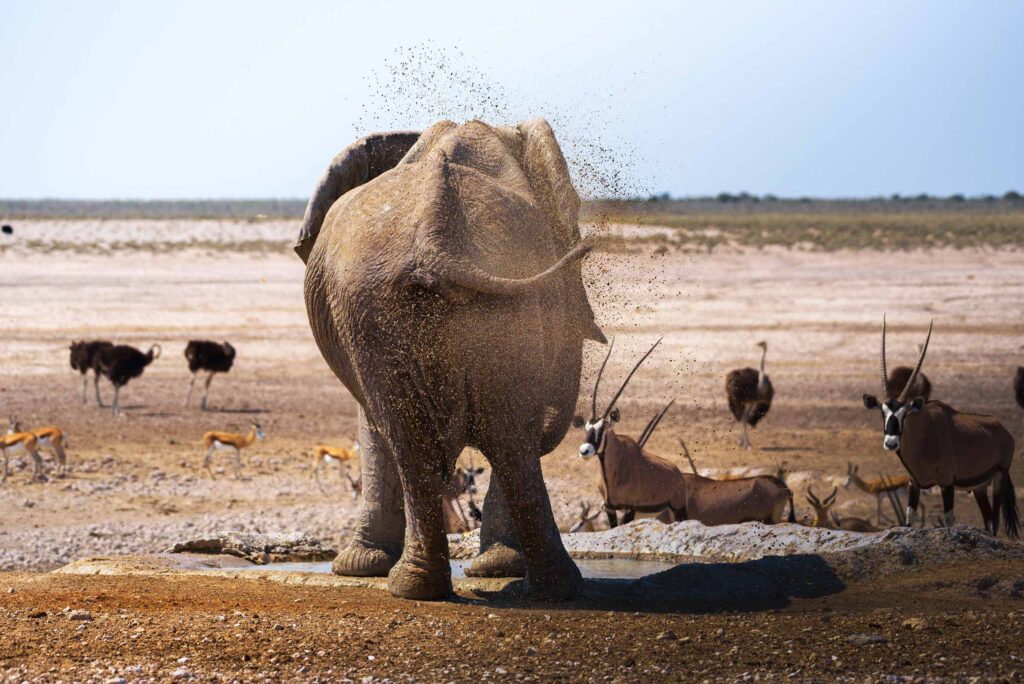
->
[2,221,1024,678]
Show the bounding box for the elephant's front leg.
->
[489,448,582,602]
[332,406,405,577]
[465,477,525,577]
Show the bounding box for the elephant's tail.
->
[421,243,593,298]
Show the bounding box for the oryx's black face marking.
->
[575,408,620,459]
[457,466,485,495]
[863,394,924,452]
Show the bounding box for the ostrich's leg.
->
[740,421,751,450]
[94,373,104,407]
[201,373,215,411]
[184,373,197,407]
[111,385,121,417]
[81,374,88,405]
[232,447,242,480]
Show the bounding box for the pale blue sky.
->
[1,0,1021,199]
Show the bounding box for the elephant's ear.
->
[295,131,421,263]
[506,119,605,343]
[512,118,581,249]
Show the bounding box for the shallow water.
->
[227,558,677,580]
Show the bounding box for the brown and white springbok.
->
[863,318,1019,537]
[568,501,603,533]
[201,421,266,479]
[805,486,881,532]
[7,418,69,477]
[573,338,795,528]
[1,428,44,484]
[442,465,485,534]
[842,462,910,524]
[311,442,360,493]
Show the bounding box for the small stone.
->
[848,633,888,646]
[171,667,190,679]
[28,610,47,619]
[656,630,678,641]
[273,623,284,631]
[525,646,538,656]
[68,609,93,621]
[23,499,35,508]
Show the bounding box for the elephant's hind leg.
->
[487,445,582,602]
[332,407,405,577]
[465,477,525,578]
[375,421,453,600]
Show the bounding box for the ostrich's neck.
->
[757,348,767,389]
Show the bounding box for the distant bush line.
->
[1,194,1021,220]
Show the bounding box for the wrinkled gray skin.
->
[298,119,604,600]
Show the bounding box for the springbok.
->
[568,501,602,533]
[863,318,1019,537]
[0,428,44,484]
[311,442,360,493]
[573,339,796,527]
[344,471,362,502]
[805,486,881,532]
[842,462,910,524]
[7,418,69,477]
[201,421,266,479]
[442,465,485,534]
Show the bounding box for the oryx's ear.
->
[863,394,880,410]
[609,407,621,423]
[571,415,585,429]
[909,397,925,412]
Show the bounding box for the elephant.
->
[297,118,605,601]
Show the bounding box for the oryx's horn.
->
[897,319,933,403]
[880,315,890,396]
[602,337,663,420]
[591,338,615,422]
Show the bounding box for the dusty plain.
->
[2,217,1024,681]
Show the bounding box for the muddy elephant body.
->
[299,119,604,600]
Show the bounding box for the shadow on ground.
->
[475,554,844,614]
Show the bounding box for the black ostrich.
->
[725,340,774,449]
[93,343,162,416]
[183,340,236,410]
[69,340,114,406]
[886,343,932,401]
[1015,345,1024,430]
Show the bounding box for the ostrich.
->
[1015,345,1024,429]
[69,340,114,406]
[93,343,162,416]
[183,340,236,410]
[886,343,932,401]
[725,340,774,449]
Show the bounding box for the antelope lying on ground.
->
[804,486,880,532]
[201,421,265,479]
[7,418,69,477]
[0,429,44,484]
[568,501,602,533]
[843,462,910,524]
[311,442,360,493]
[574,339,795,527]
[863,318,1019,537]
[442,465,485,534]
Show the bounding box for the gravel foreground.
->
[3,559,1024,683]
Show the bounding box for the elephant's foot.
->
[526,553,583,602]
[332,539,401,577]
[388,557,451,600]
[464,543,525,578]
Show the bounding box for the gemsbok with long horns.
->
[863,318,1019,537]
[573,338,795,528]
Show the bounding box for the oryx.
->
[862,318,1019,538]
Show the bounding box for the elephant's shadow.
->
[470,554,845,614]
